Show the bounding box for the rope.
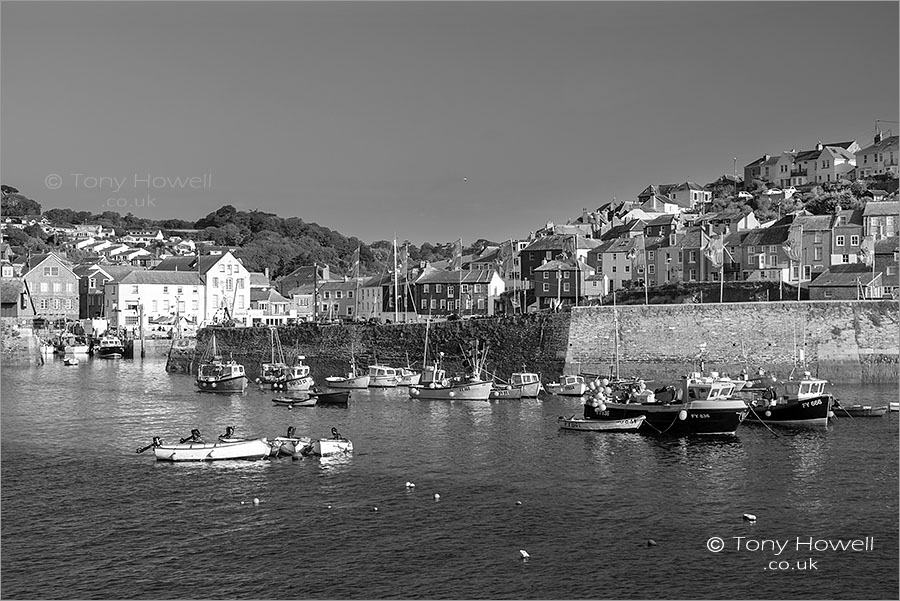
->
[638,410,681,435]
[745,404,780,437]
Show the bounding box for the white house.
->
[152,251,252,325]
[856,134,899,179]
[105,270,203,331]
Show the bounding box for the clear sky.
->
[2,1,898,245]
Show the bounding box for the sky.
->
[2,1,898,245]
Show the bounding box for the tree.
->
[1,192,42,216]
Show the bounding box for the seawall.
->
[163,300,898,384]
[567,300,899,383]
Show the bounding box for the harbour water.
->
[1,355,898,600]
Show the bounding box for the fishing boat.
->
[54,333,91,356]
[96,334,125,359]
[136,429,270,462]
[557,414,645,432]
[309,388,351,406]
[890,402,899,413]
[268,427,311,456]
[397,367,421,386]
[63,356,80,366]
[408,347,493,401]
[256,327,314,391]
[300,428,353,457]
[195,332,248,393]
[489,384,523,400]
[510,371,543,397]
[545,374,587,396]
[582,374,748,435]
[367,364,399,388]
[740,372,834,427]
[272,396,317,407]
[832,403,888,418]
[324,360,370,389]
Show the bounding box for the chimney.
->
[874,130,882,144]
[264,267,269,280]
[764,154,770,160]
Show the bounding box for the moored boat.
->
[63,356,80,366]
[300,427,353,457]
[96,334,125,359]
[545,374,587,396]
[740,372,834,427]
[268,427,311,456]
[489,385,523,400]
[408,360,493,401]
[368,365,399,388]
[833,403,888,418]
[324,361,370,389]
[397,367,421,386]
[272,396,317,407]
[510,371,543,397]
[582,375,748,435]
[557,414,645,432]
[309,388,351,406]
[195,333,248,393]
[257,328,315,391]
[136,429,270,462]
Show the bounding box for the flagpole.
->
[643,236,648,306]
[393,237,398,323]
[354,245,360,321]
[720,265,724,303]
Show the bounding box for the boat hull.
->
[744,394,833,427]
[546,383,586,396]
[152,438,270,461]
[596,400,748,435]
[272,396,316,407]
[324,375,370,389]
[196,375,248,393]
[97,347,125,359]
[489,386,523,400]
[311,390,351,406]
[833,404,888,418]
[269,436,311,456]
[368,377,399,388]
[307,438,353,457]
[409,380,493,401]
[257,376,314,392]
[398,372,421,386]
[558,415,645,432]
[516,383,543,398]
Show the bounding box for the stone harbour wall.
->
[162,300,898,385]
[566,300,899,384]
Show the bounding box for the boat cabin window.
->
[799,383,812,395]
[689,386,710,400]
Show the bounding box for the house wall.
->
[106,281,203,329]
[204,254,249,324]
[23,257,79,320]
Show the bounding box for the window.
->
[477,298,485,310]
[562,271,570,279]
[823,289,833,299]
[219,264,225,272]
[543,272,549,279]
[436,284,443,293]
[226,278,233,291]
[348,291,354,299]
[52,298,60,310]
[430,299,436,310]
[336,291,342,299]
[421,299,427,310]
[474,284,482,293]
[346,306,353,316]
[803,265,811,280]
[163,301,170,312]
[66,283,73,293]
[152,300,158,312]
[563,283,570,292]
[323,291,330,299]
[43,266,59,276]
[177,287,183,294]
[850,235,860,247]
[648,251,655,261]
[814,247,823,261]
[612,266,617,273]
[841,254,850,264]
[40,282,48,292]
[768,246,777,253]
[447,286,454,298]
[689,251,697,263]
[227,264,233,275]
[423,284,430,293]
[53,282,61,292]
[440,299,446,309]
[236,296,244,310]
[193,287,198,294]
[625,265,630,273]
[461,284,469,293]
[89,278,96,289]
[543,283,549,292]
[836,235,845,246]
[40,298,48,310]
[688,269,696,281]
[132,285,139,294]
[648,265,655,274]
[192,300,198,311]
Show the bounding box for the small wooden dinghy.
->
[309,388,351,406]
[272,396,316,407]
[300,428,353,457]
[136,429,270,462]
[268,427,311,456]
[557,415,646,432]
[833,404,888,418]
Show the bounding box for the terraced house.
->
[413,268,505,317]
[21,252,79,321]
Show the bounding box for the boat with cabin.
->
[510,371,543,397]
[408,348,493,401]
[740,371,834,427]
[489,384,523,400]
[545,374,587,396]
[96,334,126,359]
[368,364,399,388]
[256,328,314,391]
[581,374,748,435]
[195,333,248,393]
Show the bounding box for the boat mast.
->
[393,237,399,323]
[613,307,620,380]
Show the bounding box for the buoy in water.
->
[743,513,757,522]
[433,493,441,501]
[515,501,522,505]
[647,539,657,547]
[253,498,260,505]
[373,507,378,512]
[519,549,530,559]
